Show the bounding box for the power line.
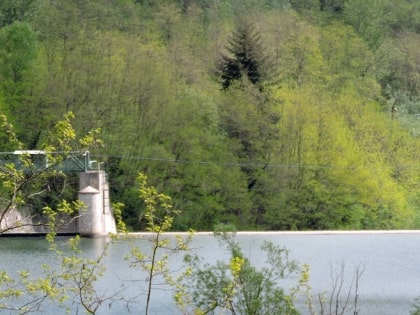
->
[92,155,420,171]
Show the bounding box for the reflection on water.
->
[0,232,419,314]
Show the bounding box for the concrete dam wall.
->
[1,171,116,237]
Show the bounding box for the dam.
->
[0,150,116,237]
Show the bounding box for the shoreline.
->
[127,229,420,236]
[2,230,420,238]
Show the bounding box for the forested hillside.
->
[0,0,419,231]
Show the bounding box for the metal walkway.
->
[0,150,97,173]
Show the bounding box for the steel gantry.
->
[0,150,97,173]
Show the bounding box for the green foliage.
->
[112,202,127,233]
[214,222,238,233]
[0,228,117,314]
[0,21,37,84]
[177,231,301,314]
[376,32,420,97]
[125,172,193,315]
[0,20,42,146]
[0,109,21,150]
[51,235,114,315]
[218,21,272,89]
[319,0,345,13]
[343,0,395,49]
[411,298,420,315]
[0,0,419,231]
[0,0,36,27]
[289,0,319,12]
[0,111,103,233]
[0,112,117,314]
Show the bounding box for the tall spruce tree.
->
[218,22,271,90]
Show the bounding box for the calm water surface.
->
[0,232,419,314]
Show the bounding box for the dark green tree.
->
[0,21,40,147]
[319,0,344,12]
[218,22,271,90]
[216,22,278,226]
[0,0,36,27]
[0,21,37,84]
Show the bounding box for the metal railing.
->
[0,151,98,173]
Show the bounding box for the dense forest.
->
[0,0,419,231]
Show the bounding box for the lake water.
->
[0,231,419,314]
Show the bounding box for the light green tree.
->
[124,173,193,315]
[176,228,301,314]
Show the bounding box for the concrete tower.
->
[78,171,116,237]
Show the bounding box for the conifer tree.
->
[218,22,271,90]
